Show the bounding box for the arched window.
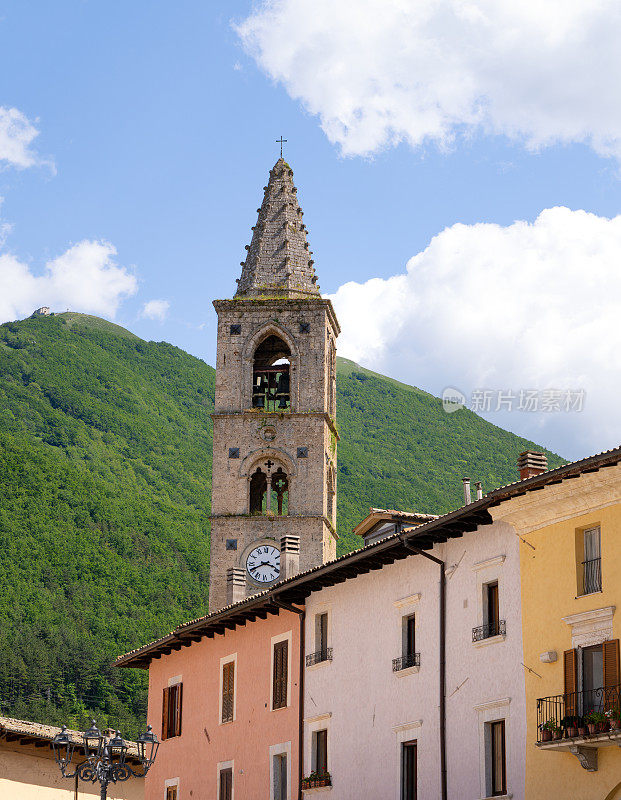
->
[249,461,289,516]
[252,335,291,411]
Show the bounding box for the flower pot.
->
[610,719,621,730]
[553,729,563,740]
[578,727,588,737]
[541,730,552,741]
[598,721,609,733]
[587,723,597,735]
[566,727,577,738]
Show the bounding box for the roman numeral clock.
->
[246,544,281,584]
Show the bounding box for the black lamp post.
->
[52,720,159,800]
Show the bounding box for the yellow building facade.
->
[497,458,621,799]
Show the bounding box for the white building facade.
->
[302,517,526,800]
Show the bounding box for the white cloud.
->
[237,0,621,159]
[329,207,621,459]
[0,107,48,169]
[140,299,170,321]
[0,240,137,322]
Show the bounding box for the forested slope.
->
[0,313,564,733]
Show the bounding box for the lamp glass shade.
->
[82,721,103,761]
[108,731,127,765]
[51,726,75,767]
[136,724,159,767]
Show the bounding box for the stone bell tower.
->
[208,156,340,612]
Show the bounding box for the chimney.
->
[280,535,300,580]
[226,567,246,606]
[462,477,471,505]
[475,481,483,501]
[517,451,548,480]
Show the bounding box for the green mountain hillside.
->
[0,313,564,734]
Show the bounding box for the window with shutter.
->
[313,729,328,775]
[222,661,235,723]
[219,767,233,800]
[490,720,506,796]
[166,788,178,800]
[563,649,578,717]
[273,640,288,709]
[162,683,183,740]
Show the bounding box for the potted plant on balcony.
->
[540,719,557,741]
[585,711,607,734]
[561,716,578,738]
[577,717,588,737]
[606,707,621,731]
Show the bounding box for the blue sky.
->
[1,1,621,459]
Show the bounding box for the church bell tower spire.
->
[208,156,340,612]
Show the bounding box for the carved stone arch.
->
[242,322,299,410]
[239,447,296,479]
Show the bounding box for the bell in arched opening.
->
[252,335,291,411]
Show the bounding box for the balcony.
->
[392,653,420,672]
[581,557,602,595]
[472,619,506,643]
[536,684,621,771]
[306,648,333,667]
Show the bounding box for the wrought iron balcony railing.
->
[472,619,506,642]
[536,684,621,743]
[392,652,420,672]
[305,648,333,667]
[581,557,602,595]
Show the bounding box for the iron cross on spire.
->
[276,136,287,158]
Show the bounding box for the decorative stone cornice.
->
[471,555,506,572]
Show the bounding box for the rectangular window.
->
[582,527,602,594]
[401,740,417,800]
[161,683,182,740]
[222,661,235,723]
[272,753,287,800]
[490,720,506,797]
[273,640,288,709]
[486,582,500,636]
[316,612,328,657]
[166,788,178,800]
[313,729,328,776]
[403,615,416,657]
[219,767,233,800]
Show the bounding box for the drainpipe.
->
[400,533,447,800]
[272,597,305,800]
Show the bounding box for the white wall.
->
[303,520,526,800]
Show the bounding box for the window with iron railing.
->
[472,619,506,642]
[580,527,602,595]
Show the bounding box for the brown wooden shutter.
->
[273,640,288,709]
[604,639,620,689]
[162,686,170,740]
[174,682,183,737]
[222,662,234,722]
[563,649,578,717]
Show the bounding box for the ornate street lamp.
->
[52,720,159,800]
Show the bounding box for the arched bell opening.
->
[252,335,291,411]
[248,461,289,516]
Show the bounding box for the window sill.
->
[394,665,420,677]
[302,787,332,794]
[481,794,512,799]
[306,659,332,672]
[473,634,506,648]
[271,704,290,713]
[575,590,603,598]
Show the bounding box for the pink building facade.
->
[124,607,302,800]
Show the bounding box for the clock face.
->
[246,545,281,584]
